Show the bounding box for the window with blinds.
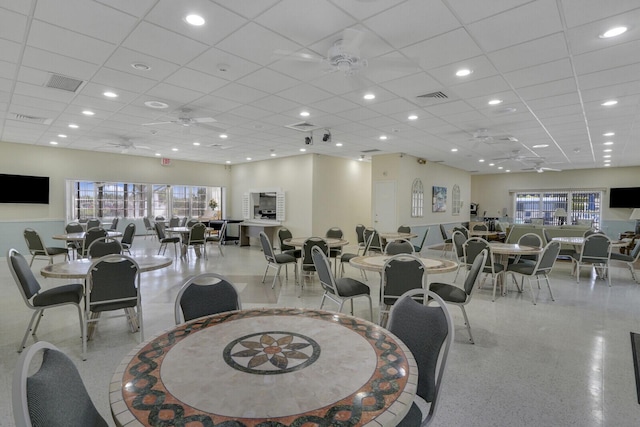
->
[513,190,601,228]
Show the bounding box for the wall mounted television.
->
[609,187,640,208]
[0,173,50,204]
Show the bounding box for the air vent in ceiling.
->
[432,160,444,163]
[44,73,84,93]
[285,121,323,132]
[417,91,448,99]
[361,149,381,153]
[12,113,53,125]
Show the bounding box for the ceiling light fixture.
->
[599,26,627,38]
[489,163,495,166]
[601,100,618,106]
[300,111,310,117]
[408,115,418,120]
[131,62,151,71]
[451,148,458,152]
[82,110,95,116]
[155,153,161,156]
[505,170,510,173]
[103,91,118,98]
[379,135,387,140]
[49,141,58,145]
[604,141,614,145]
[498,166,503,170]
[359,155,365,161]
[336,142,343,147]
[532,144,549,148]
[603,155,611,158]
[363,93,375,100]
[270,153,277,157]
[185,14,205,26]
[479,159,485,162]
[193,142,200,146]
[246,157,251,161]
[220,134,228,139]
[225,160,231,164]
[172,148,178,152]
[456,68,472,77]
[603,149,612,152]
[603,132,615,136]
[300,148,306,152]
[144,100,169,109]
[68,124,79,129]
[488,99,503,105]
[58,134,67,138]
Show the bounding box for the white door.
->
[374,181,396,232]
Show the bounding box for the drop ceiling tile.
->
[276,83,333,104]
[424,100,474,117]
[27,20,115,65]
[489,33,569,74]
[251,95,301,114]
[34,0,137,44]
[122,22,209,66]
[237,68,300,94]
[21,47,99,81]
[401,28,483,70]
[0,60,16,80]
[578,62,640,90]
[94,0,157,17]
[216,22,302,66]
[144,0,247,46]
[72,94,126,113]
[378,72,442,101]
[189,95,242,114]
[164,68,229,94]
[364,0,460,49]
[426,55,498,87]
[104,48,181,82]
[566,8,640,55]
[0,7,28,42]
[504,58,574,88]
[446,0,532,24]
[572,39,640,75]
[516,78,578,101]
[256,0,355,47]
[466,0,562,52]
[212,83,270,104]
[13,81,75,103]
[0,38,22,64]
[227,104,272,120]
[560,0,640,28]
[92,67,158,93]
[449,75,511,99]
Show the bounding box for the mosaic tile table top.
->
[349,255,458,274]
[110,308,417,427]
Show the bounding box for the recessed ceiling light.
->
[172,148,178,152]
[604,141,614,145]
[505,170,510,173]
[489,163,495,166]
[456,68,472,77]
[246,157,251,161]
[488,99,503,105]
[604,163,611,167]
[144,100,169,109]
[604,159,611,163]
[363,93,375,100]
[601,100,618,106]
[68,124,79,129]
[603,154,611,158]
[225,160,231,164]
[300,111,310,117]
[498,166,503,170]
[131,62,151,71]
[193,142,200,146]
[185,14,205,26]
[82,110,95,116]
[408,115,418,120]
[451,148,458,152]
[103,91,118,98]
[603,132,615,136]
[155,153,161,156]
[479,159,485,162]
[49,141,58,145]
[379,135,387,140]
[336,142,343,147]
[300,148,306,152]
[603,149,612,152]
[600,26,627,38]
[270,153,277,157]
[57,134,67,138]
[220,134,228,139]
[358,155,365,162]
[532,144,549,148]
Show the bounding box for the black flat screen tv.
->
[609,187,640,208]
[0,173,50,204]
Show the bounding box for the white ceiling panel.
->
[215,23,302,66]
[489,33,569,74]
[0,7,28,42]
[401,28,483,70]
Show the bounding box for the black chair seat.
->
[340,253,358,263]
[274,253,296,263]
[610,252,634,262]
[284,248,302,258]
[506,263,535,275]
[429,282,466,304]
[571,252,606,263]
[329,248,341,257]
[34,247,68,256]
[334,277,370,297]
[162,237,181,243]
[484,262,504,273]
[396,401,422,427]
[33,283,83,306]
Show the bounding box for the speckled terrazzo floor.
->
[2,237,640,426]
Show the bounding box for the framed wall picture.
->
[432,186,447,212]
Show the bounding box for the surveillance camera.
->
[322,130,331,142]
[304,136,313,145]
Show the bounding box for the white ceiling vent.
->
[361,149,381,153]
[285,121,324,132]
[12,113,53,125]
[417,91,448,99]
[44,73,84,93]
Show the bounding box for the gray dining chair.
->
[259,231,298,289]
[23,228,68,266]
[174,273,241,324]
[380,254,426,326]
[570,234,612,286]
[506,241,561,304]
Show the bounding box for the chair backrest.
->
[518,232,543,248]
[630,239,640,260]
[542,228,552,245]
[452,230,467,261]
[155,216,165,221]
[384,239,414,255]
[12,341,107,427]
[355,224,366,246]
[86,254,140,313]
[464,249,488,295]
[584,229,603,237]
[143,217,152,229]
[214,221,227,241]
[86,218,101,229]
[363,228,383,254]
[187,223,206,244]
[581,234,611,260]
[464,237,491,268]
[82,227,108,257]
[109,217,119,230]
[121,223,136,245]
[88,237,123,258]
[311,246,338,297]
[186,219,199,228]
[302,238,329,271]
[169,216,180,227]
[397,225,411,233]
[65,222,83,233]
[259,232,277,262]
[278,227,295,251]
[381,254,426,306]
[530,218,544,225]
[23,228,45,253]
[472,223,488,231]
[453,226,469,239]
[174,273,242,324]
[180,217,188,226]
[325,227,343,239]
[8,249,42,305]
[439,223,449,240]
[154,222,167,240]
[413,227,429,252]
[388,289,454,424]
[534,241,561,273]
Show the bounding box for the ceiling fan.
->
[469,128,519,145]
[492,150,542,164]
[274,28,416,76]
[100,136,151,153]
[142,108,226,133]
[521,161,562,173]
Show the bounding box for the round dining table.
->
[109,308,417,427]
[282,237,349,248]
[52,230,122,241]
[378,231,417,241]
[349,255,458,274]
[40,255,173,279]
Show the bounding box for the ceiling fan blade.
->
[272,49,324,63]
[197,123,227,133]
[142,121,174,126]
[192,117,216,123]
[341,28,366,53]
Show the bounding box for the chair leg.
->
[272,265,281,289]
[459,305,474,344]
[628,262,638,282]
[262,264,270,284]
[544,274,555,301]
[18,309,43,352]
[527,277,537,305]
[366,295,373,322]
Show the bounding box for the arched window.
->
[411,178,424,217]
[452,184,461,216]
